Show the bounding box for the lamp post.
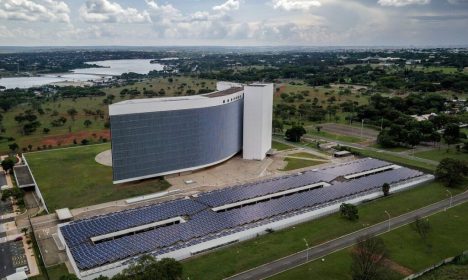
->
[303,238,309,262]
[446,189,453,209]
[360,119,364,139]
[384,210,391,232]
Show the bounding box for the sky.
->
[0,0,468,46]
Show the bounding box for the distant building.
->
[411,113,437,122]
[109,82,273,184]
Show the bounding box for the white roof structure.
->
[109,86,244,116]
[56,208,73,221]
[5,271,28,280]
[411,113,437,122]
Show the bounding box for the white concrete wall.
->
[242,83,274,160]
[216,81,243,91]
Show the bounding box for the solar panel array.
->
[195,158,392,207]
[60,158,424,271]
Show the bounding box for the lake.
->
[0,59,165,89]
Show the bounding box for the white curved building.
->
[109,82,273,184]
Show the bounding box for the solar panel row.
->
[61,159,423,270]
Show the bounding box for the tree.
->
[285,125,306,142]
[412,216,431,241]
[407,129,422,148]
[84,119,92,128]
[81,139,90,145]
[43,127,50,134]
[1,157,15,173]
[435,158,468,187]
[67,108,78,121]
[272,119,284,132]
[340,203,359,221]
[8,142,19,152]
[114,255,183,280]
[382,183,390,197]
[316,125,322,133]
[351,236,388,280]
[443,123,460,149]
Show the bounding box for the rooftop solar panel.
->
[60,159,425,271]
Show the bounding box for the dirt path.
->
[382,258,414,276]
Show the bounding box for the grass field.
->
[281,158,324,171]
[182,181,466,279]
[348,147,437,173]
[25,144,170,211]
[371,144,412,152]
[415,147,468,162]
[0,76,216,153]
[288,152,327,159]
[272,140,294,151]
[30,264,69,280]
[307,129,364,143]
[271,201,468,280]
[413,66,466,75]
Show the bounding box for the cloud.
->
[213,0,240,12]
[272,0,322,11]
[80,0,151,23]
[0,0,70,23]
[411,14,468,21]
[447,0,468,4]
[378,0,430,7]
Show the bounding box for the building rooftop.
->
[204,87,243,98]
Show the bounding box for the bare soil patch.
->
[40,130,110,146]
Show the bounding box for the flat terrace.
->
[13,165,35,188]
[203,87,243,98]
[60,158,426,273]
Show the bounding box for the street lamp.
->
[360,119,364,139]
[446,190,453,209]
[303,238,309,262]
[384,210,391,232]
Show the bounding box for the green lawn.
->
[270,250,402,280]
[271,201,468,280]
[348,148,437,173]
[25,144,170,211]
[281,158,324,171]
[182,181,466,280]
[307,129,364,143]
[415,147,468,162]
[0,76,216,154]
[371,144,412,153]
[30,264,70,280]
[288,152,327,159]
[272,140,294,151]
[413,66,465,75]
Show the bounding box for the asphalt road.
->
[226,190,468,280]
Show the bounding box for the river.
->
[0,59,165,89]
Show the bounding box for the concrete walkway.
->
[226,191,468,280]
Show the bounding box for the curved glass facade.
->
[110,99,244,183]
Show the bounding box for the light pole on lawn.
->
[303,238,309,262]
[361,119,364,139]
[384,210,391,232]
[446,189,453,209]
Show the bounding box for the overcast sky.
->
[1,0,468,46]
